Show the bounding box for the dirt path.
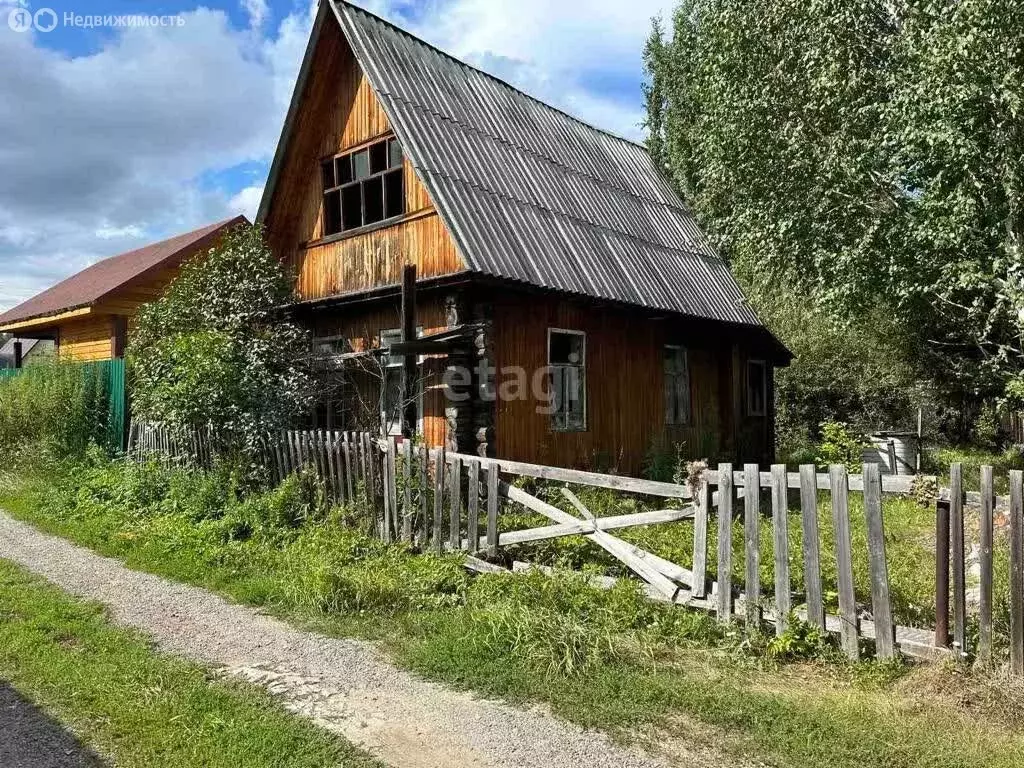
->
[0,512,726,768]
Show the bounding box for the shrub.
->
[815,421,867,471]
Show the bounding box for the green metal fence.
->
[0,358,127,451]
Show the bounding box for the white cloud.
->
[229,185,265,221]
[241,0,270,30]
[0,5,313,312]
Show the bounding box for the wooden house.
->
[258,1,790,473]
[0,217,246,363]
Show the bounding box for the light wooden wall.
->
[58,316,112,362]
[263,18,463,300]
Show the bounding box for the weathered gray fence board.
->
[402,439,413,542]
[692,477,709,599]
[799,464,824,630]
[467,459,480,554]
[979,464,994,663]
[449,457,462,551]
[487,464,499,558]
[744,463,761,628]
[950,462,967,655]
[433,448,445,555]
[716,462,733,623]
[1011,470,1024,676]
[830,465,859,660]
[771,464,790,636]
[863,463,895,660]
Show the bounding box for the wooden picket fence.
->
[128,422,1024,668]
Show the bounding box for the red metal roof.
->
[0,216,247,327]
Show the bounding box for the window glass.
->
[549,330,585,432]
[388,138,403,169]
[353,149,371,180]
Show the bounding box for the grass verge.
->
[0,557,379,768]
[3,457,1024,767]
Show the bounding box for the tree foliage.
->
[129,224,315,452]
[645,0,1024,414]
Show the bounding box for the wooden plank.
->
[381,444,393,542]
[716,462,733,623]
[799,464,824,630]
[863,462,896,660]
[830,465,859,660]
[934,499,950,648]
[487,463,499,558]
[343,435,355,505]
[387,436,398,540]
[477,506,696,548]
[330,431,346,504]
[979,464,994,664]
[449,456,463,551]
[433,447,445,555]
[692,475,710,598]
[402,439,413,542]
[556,488,680,601]
[365,432,378,515]
[743,463,761,628]
[950,462,967,655]
[1011,470,1024,676]
[419,444,430,545]
[771,464,791,636]
[467,460,480,554]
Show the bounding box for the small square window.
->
[369,141,388,175]
[336,155,353,185]
[549,329,586,432]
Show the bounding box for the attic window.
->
[320,137,404,237]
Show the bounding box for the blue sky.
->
[0,0,672,311]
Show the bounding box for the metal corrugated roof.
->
[263,1,764,328]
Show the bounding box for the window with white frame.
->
[664,345,690,425]
[548,329,586,432]
[746,359,767,416]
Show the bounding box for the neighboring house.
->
[0,217,246,362]
[259,0,790,473]
[0,337,54,369]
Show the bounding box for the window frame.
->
[663,344,691,426]
[746,359,768,417]
[547,327,587,433]
[320,136,404,239]
[379,327,424,437]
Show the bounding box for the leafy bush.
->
[815,421,867,471]
[130,224,316,464]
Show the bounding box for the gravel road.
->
[0,512,687,768]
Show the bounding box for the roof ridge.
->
[336,1,650,151]
[381,88,685,214]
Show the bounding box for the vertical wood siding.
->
[262,18,464,299]
[489,293,768,475]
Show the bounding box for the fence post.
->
[419,446,429,546]
[950,462,967,656]
[770,464,790,636]
[799,464,824,630]
[1010,470,1024,676]
[692,473,710,599]
[449,456,463,551]
[830,465,859,660]
[487,463,499,558]
[402,439,413,542]
[380,443,392,543]
[387,437,398,540]
[467,459,480,552]
[979,464,994,664]
[716,463,733,623]
[863,462,895,660]
[934,497,950,649]
[433,448,445,555]
[743,463,761,628]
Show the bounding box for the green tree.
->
[129,224,315,455]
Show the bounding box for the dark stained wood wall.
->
[488,292,771,475]
[262,17,464,301]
